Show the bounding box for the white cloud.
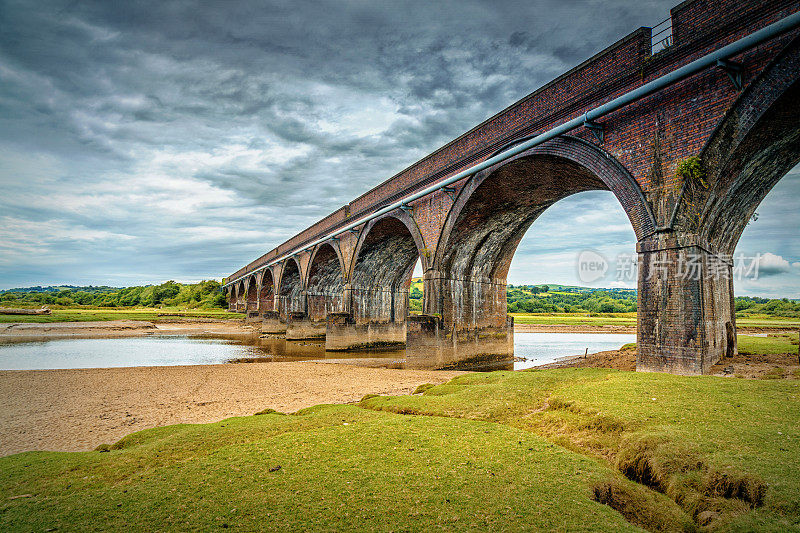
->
[756,252,792,276]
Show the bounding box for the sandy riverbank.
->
[540,344,800,379]
[0,362,464,456]
[0,319,257,343]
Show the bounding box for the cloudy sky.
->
[1,0,798,297]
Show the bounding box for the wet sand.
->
[0,362,464,456]
[0,319,256,343]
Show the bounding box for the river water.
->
[0,332,635,371]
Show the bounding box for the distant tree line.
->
[0,281,227,309]
[735,295,800,318]
[506,286,637,313]
[3,279,797,317]
[407,281,799,317]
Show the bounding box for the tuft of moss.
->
[360,394,380,403]
[94,443,112,453]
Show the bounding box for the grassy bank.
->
[2,369,799,531]
[511,312,800,330]
[738,332,799,355]
[363,369,800,530]
[1,404,646,531]
[0,308,244,323]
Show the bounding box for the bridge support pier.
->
[262,311,287,334]
[285,312,326,340]
[637,234,737,375]
[406,314,514,370]
[406,272,514,370]
[325,312,406,351]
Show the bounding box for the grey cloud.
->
[2,0,798,298]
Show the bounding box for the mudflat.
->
[0,319,255,342]
[0,362,464,456]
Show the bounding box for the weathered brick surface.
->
[225,0,800,374]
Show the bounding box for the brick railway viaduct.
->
[223,0,800,375]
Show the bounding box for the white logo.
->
[577,250,608,283]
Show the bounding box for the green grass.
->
[1,405,656,532]
[511,312,637,326]
[619,334,799,356]
[0,308,244,323]
[738,332,799,355]
[738,315,800,329]
[362,369,800,530]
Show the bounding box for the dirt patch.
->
[0,362,464,456]
[708,352,800,379]
[538,345,799,380]
[536,346,637,371]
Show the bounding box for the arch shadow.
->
[349,211,426,323]
[306,241,346,320]
[277,257,304,316]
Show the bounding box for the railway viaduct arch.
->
[224,0,800,375]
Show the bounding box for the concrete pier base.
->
[406,314,514,370]
[325,312,406,351]
[285,312,326,340]
[261,311,287,334]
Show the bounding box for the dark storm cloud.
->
[1,0,797,296]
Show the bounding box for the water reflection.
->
[0,332,635,371]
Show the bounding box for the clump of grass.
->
[413,383,436,395]
[580,414,626,434]
[547,397,578,412]
[761,367,785,380]
[254,408,284,415]
[620,343,637,351]
[591,480,695,532]
[614,433,766,526]
[94,443,112,452]
[360,394,379,402]
[703,469,766,507]
[675,155,708,188]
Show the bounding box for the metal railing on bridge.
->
[651,17,674,54]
